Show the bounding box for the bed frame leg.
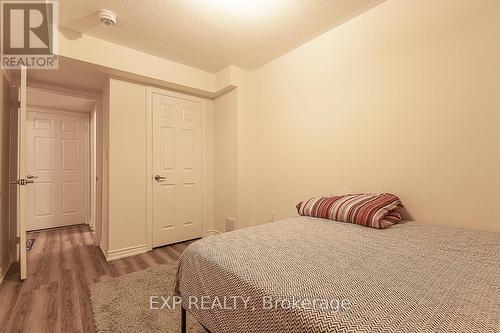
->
[181,306,187,333]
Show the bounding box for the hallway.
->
[0,225,193,332]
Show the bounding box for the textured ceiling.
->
[59,0,385,73]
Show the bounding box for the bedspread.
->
[176,217,500,333]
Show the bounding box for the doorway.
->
[9,73,102,280]
[25,109,89,230]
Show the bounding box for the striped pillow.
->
[296,193,402,229]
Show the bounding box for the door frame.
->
[25,107,90,230]
[19,67,27,279]
[146,87,213,250]
[25,82,102,245]
[9,80,103,256]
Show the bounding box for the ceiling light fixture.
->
[209,0,278,17]
[98,9,117,26]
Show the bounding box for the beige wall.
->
[85,0,500,260]
[59,28,216,93]
[100,80,110,253]
[234,72,257,229]
[213,89,238,231]
[0,72,12,279]
[213,67,259,231]
[107,79,147,253]
[235,0,500,232]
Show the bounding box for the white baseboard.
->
[99,242,109,261]
[0,259,13,286]
[106,244,148,261]
[88,218,95,231]
[204,229,223,237]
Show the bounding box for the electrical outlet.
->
[225,217,235,232]
[270,211,276,222]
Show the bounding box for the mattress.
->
[176,217,500,332]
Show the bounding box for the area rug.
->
[90,263,207,333]
[26,238,35,251]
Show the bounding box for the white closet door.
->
[152,92,202,247]
[26,111,87,230]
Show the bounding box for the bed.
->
[176,216,500,332]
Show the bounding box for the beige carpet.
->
[90,263,207,333]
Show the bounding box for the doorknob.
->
[154,175,166,181]
[26,175,38,179]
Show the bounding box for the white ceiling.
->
[59,0,385,73]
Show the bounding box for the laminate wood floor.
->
[0,224,195,333]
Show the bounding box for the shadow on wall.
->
[59,11,101,41]
[400,206,414,222]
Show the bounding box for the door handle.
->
[17,178,35,185]
[154,175,166,182]
[26,175,38,179]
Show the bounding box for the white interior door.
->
[152,92,203,247]
[18,67,27,280]
[26,110,87,231]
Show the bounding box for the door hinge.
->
[12,100,20,108]
[16,236,20,244]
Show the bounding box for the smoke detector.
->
[98,9,117,26]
